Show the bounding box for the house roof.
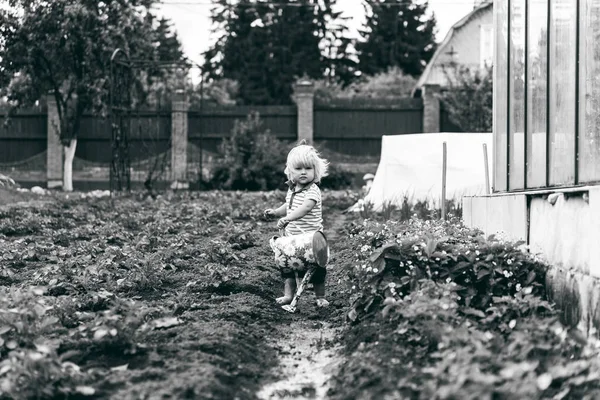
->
[413,1,493,94]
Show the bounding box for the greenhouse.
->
[494,0,600,192]
[464,1,600,338]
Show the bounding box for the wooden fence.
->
[0,109,47,164]
[315,98,423,155]
[188,105,298,154]
[0,98,425,184]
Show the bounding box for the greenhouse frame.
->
[464,0,600,337]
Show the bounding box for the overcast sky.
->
[154,0,480,75]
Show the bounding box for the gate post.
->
[170,89,189,189]
[293,80,315,144]
[422,84,441,133]
[46,93,63,189]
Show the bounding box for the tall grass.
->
[362,195,463,222]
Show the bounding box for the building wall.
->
[463,187,600,336]
[465,1,600,338]
[422,6,493,87]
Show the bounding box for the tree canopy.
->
[203,0,357,105]
[439,64,493,132]
[0,0,184,142]
[356,0,437,78]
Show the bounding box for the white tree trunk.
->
[63,138,77,192]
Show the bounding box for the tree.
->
[439,64,493,132]
[203,0,357,105]
[314,66,417,103]
[189,78,239,108]
[357,0,437,78]
[0,0,184,191]
[211,112,288,190]
[314,0,359,87]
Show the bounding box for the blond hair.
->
[284,143,329,183]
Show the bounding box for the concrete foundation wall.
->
[463,186,600,336]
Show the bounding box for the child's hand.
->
[277,217,290,229]
[264,209,275,218]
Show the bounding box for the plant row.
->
[330,217,600,399]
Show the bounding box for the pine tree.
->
[153,17,185,62]
[203,0,357,104]
[357,0,437,78]
[314,0,359,87]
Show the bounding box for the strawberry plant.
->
[331,214,600,400]
[0,347,95,399]
[0,287,61,355]
[345,218,546,323]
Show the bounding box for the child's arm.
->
[277,199,316,228]
[264,203,287,218]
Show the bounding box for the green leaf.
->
[477,268,491,281]
[460,307,486,318]
[75,386,95,396]
[452,261,471,273]
[424,238,437,258]
[369,243,399,263]
[526,270,537,285]
[347,308,357,322]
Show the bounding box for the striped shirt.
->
[285,182,323,236]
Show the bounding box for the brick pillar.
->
[293,80,315,144]
[170,89,189,190]
[422,84,441,133]
[46,94,63,189]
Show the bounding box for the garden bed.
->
[1,190,599,399]
[329,217,600,399]
[0,191,309,398]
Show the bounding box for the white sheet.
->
[363,132,493,210]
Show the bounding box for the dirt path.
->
[256,209,351,399]
[256,321,342,399]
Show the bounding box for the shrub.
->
[314,66,417,103]
[320,163,353,190]
[209,112,288,190]
[439,64,493,132]
[345,218,548,322]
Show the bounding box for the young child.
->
[264,142,330,307]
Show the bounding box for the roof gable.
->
[413,1,493,93]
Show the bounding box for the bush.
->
[439,64,493,132]
[344,218,547,322]
[320,163,353,190]
[314,66,417,103]
[209,112,288,190]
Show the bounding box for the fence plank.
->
[1,100,426,169]
[314,100,423,155]
[0,111,47,164]
[188,106,297,153]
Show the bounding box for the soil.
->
[0,188,356,399]
[256,321,342,400]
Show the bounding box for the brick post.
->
[170,89,189,190]
[422,84,441,133]
[46,94,63,188]
[293,80,315,144]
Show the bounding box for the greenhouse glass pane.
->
[526,0,548,188]
[548,0,576,185]
[579,0,600,183]
[494,1,509,192]
[509,0,526,190]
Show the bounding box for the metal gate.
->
[109,49,132,192]
[109,49,191,193]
